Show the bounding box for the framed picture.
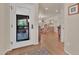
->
[68,3,79,15]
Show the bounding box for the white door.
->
[10,4,34,49]
[60,26,64,43]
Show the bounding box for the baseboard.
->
[64,49,71,55]
[33,41,39,45]
[3,42,39,55]
[3,48,12,55]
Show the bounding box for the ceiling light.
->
[56,10,58,12]
[39,13,46,19]
[45,8,48,10]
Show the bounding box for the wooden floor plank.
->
[6,27,64,55]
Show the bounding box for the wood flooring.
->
[6,27,64,55]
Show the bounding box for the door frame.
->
[10,3,35,49]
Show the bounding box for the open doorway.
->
[38,3,64,54]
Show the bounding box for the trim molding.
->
[64,49,71,55]
[3,48,12,55]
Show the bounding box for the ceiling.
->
[39,3,64,19]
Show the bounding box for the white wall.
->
[0,3,10,54]
[64,3,79,54]
[59,8,64,43]
[30,4,39,44]
[0,3,5,54]
[53,9,64,43]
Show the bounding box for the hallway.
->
[6,27,64,55]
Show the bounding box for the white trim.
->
[3,48,12,55]
[3,43,38,55]
[0,48,12,55]
[64,49,71,55]
[33,42,39,45]
[10,4,35,49]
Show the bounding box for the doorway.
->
[16,14,29,42]
[10,4,35,49]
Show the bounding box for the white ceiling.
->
[39,3,64,19]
